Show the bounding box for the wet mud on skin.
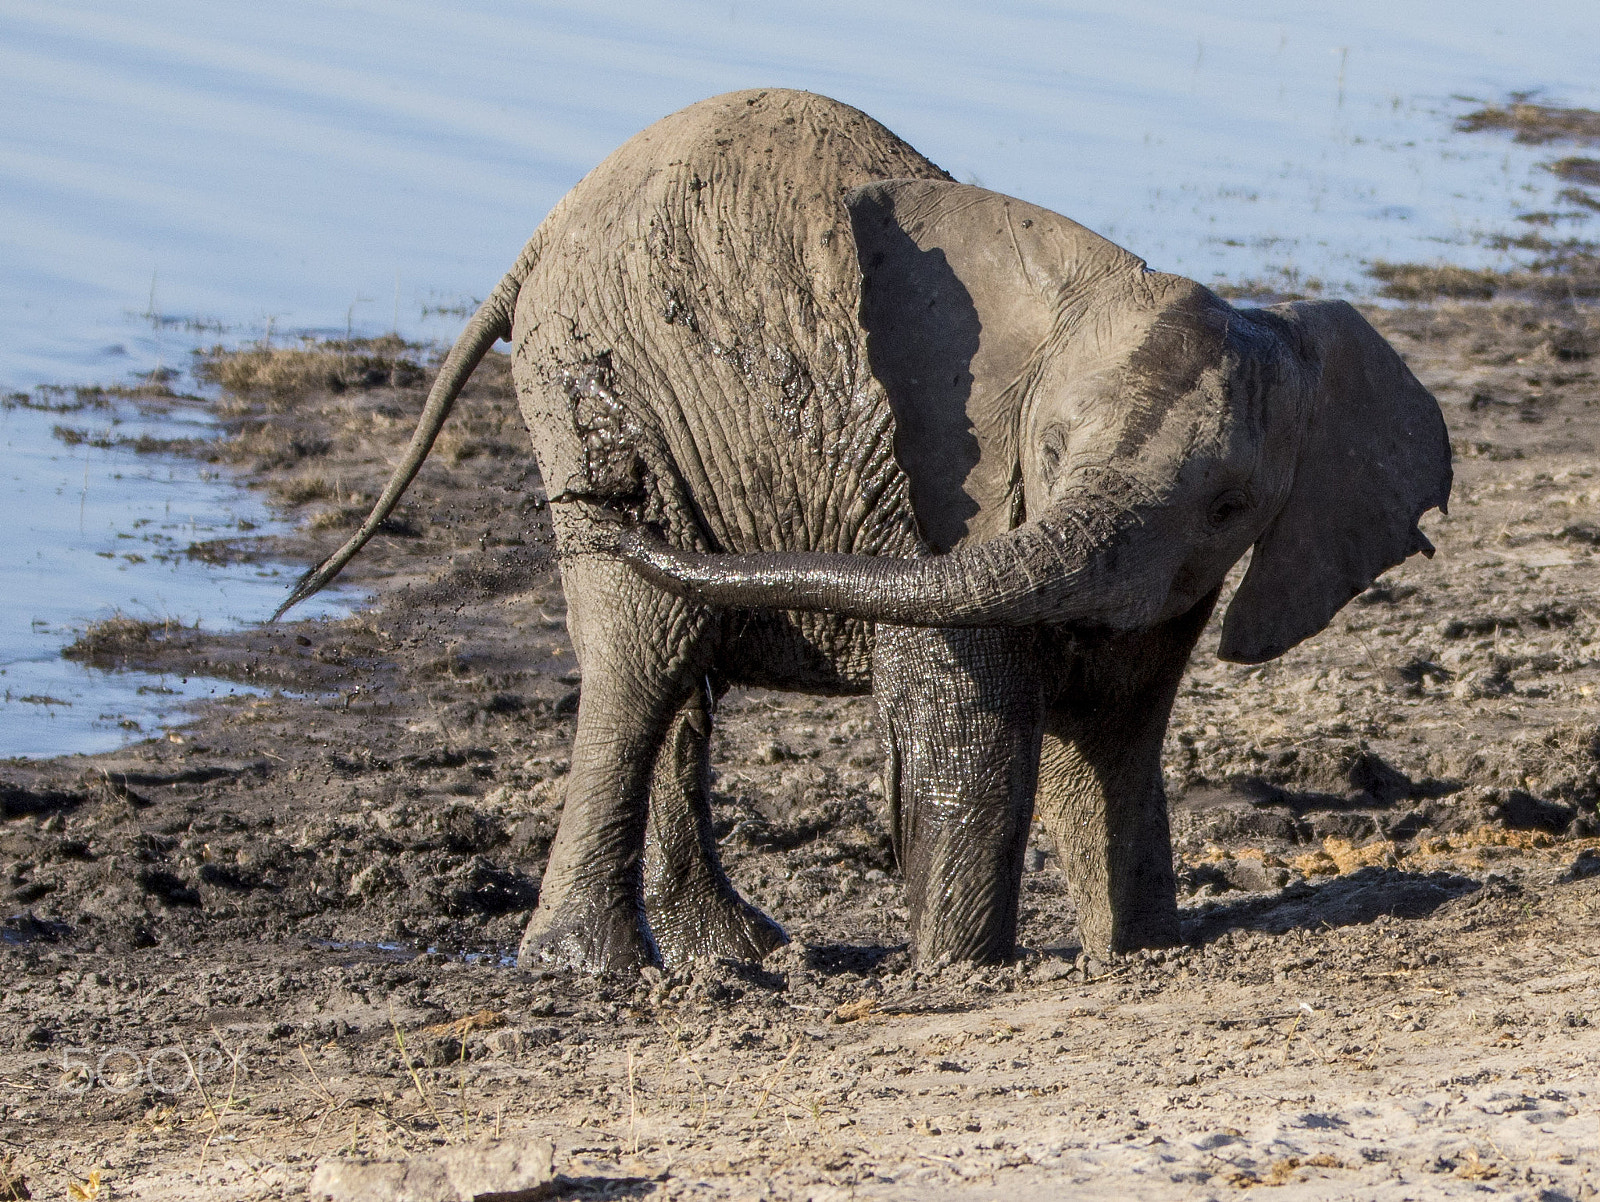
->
[5,302,1600,1199]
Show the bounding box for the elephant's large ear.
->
[1218,300,1451,664]
[846,180,1144,550]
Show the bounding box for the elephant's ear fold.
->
[845,179,1143,550]
[1218,300,1451,664]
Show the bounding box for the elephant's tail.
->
[270,235,542,620]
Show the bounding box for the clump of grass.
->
[1368,255,1600,301]
[436,424,486,464]
[0,1152,28,1199]
[1456,99,1600,145]
[80,371,199,405]
[1211,272,1325,304]
[184,538,257,565]
[1560,188,1600,213]
[1368,262,1500,300]
[269,474,336,506]
[1549,157,1600,187]
[222,422,332,470]
[63,614,187,663]
[193,334,425,403]
[307,501,375,531]
[52,424,112,449]
[1487,229,1600,259]
[51,425,206,455]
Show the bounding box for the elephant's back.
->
[513,89,946,561]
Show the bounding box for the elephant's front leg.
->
[1035,588,1220,959]
[875,625,1044,965]
[642,682,788,967]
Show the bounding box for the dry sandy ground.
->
[4,297,1600,1201]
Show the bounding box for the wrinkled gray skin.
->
[280,89,1451,972]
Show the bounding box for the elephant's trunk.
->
[270,235,544,620]
[622,490,1165,630]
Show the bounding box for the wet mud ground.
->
[5,301,1600,1199]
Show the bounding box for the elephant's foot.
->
[646,885,788,968]
[904,866,1024,967]
[1074,898,1180,960]
[909,915,1016,968]
[517,895,658,974]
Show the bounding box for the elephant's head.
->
[622,180,1451,663]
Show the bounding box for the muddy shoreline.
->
[5,299,1600,1199]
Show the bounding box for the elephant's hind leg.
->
[518,556,715,973]
[643,683,788,967]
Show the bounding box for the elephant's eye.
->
[1206,488,1250,529]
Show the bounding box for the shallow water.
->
[2,0,1597,756]
[0,390,351,758]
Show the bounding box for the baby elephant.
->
[281,89,1451,972]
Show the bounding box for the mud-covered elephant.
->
[279,88,1450,972]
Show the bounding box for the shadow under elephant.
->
[1180,865,1484,946]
